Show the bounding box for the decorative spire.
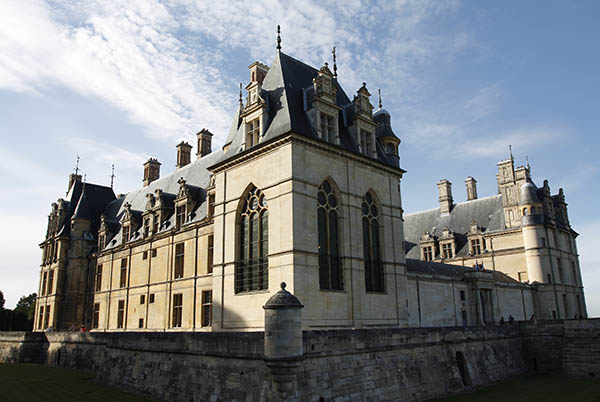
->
[239,82,243,108]
[378,88,382,109]
[526,156,530,170]
[332,46,337,79]
[74,155,80,176]
[509,144,513,161]
[109,164,116,189]
[276,25,281,52]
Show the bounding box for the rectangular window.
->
[174,243,185,279]
[47,270,54,295]
[152,248,157,258]
[571,261,578,285]
[320,113,335,142]
[207,235,214,274]
[143,250,148,260]
[442,243,453,259]
[149,293,155,304]
[95,265,102,292]
[461,310,468,326]
[138,318,144,329]
[153,215,160,234]
[460,290,466,302]
[140,294,145,304]
[143,218,150,237]
[92,303,100,329]
[98,234,105,250]
[553,230,559,249]
[422,246,433,261]
[471,239,481,255]
[53,240,59,261]
[120,258,127,288]
[557,258,564,283]
[567,235,573,253]
[360,130,372,155]
[123,225,130,243]
[201,290,212,327]
[172,293,183,328]
[246,119,260,147]
[208,194,215,218]
[117,300,125,329]
[41,272,48,296]
[38,306,44,330]
[176,205,186,229]
[44,306,50,329]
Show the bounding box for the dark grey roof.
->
[403,195,505,259]
[215,52,401,169]
[263,282,303,309]
[406,259,466,279]
[519,182,540,205]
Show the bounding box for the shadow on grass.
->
[432,373,600,402]
[0,363,158,402]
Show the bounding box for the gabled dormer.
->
[348,83,377,158]
[467,221,486,256]
[120,202,140,244]
[98,214,110,250]
[439,227,456,260]
[306,63,341,145]
[174,178,200,230]
[241,62,270,150]
[419,231,437,261]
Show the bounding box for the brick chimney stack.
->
[176,141,192,168]
[437,179,453,215]
[143,158,161,187]
[196,129,213,159]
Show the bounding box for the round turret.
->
[519,182,540,205]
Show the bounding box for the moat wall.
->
[1,320,598,402]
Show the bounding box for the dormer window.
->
[98,234,105,250]
[441,242,453,259]
[320,113,336,143]
[360,130,374,156]
[176,205,186,229]
[153,213,160,234]
[470,238,482,255]
[246,118,260,148]
[122,225,130,243]
[143,217,151,238]
[422,246,433,261]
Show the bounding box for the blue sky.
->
[1,0,598,315]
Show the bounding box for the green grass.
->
[0,363,156,402]
[434,373,600,402]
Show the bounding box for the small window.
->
[547,273,552,283]
[422,246,433,261]
[92,303,100,329]
[41,272,48,296]
[152,249,157,258]
[246,118,260,148]
[153,215,160,234]
[119,258,128,288]
[360,130,373,156]
[442,243,453,259]
[320,113,335,143]
[172,294,183,328]
[208,194,215,218]
[176,205,186,229]
[140,295,145,305]
[38,306,44,330]
[460,290,466,302]
[149,294,155,304]
[174,243,185,279]
[123,225,130,243]
[117,300,125,329]
[47,270,54,295]
[470,239,481,255]
[143,218,150,237]
[98,234,105,250]
[95,265,102,292]
[138,318,144,329]
[44,306,50,329]
[201,290,212,327]
[143,251,148,260]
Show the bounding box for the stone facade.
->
[33,48,586,334]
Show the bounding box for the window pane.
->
[329,209,341,290]
[363,217,372,291]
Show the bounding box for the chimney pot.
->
[437,179,453,215]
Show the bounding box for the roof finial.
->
[109,164,116,189]
[378,88,382,109]
[509,144,513,161]
[276,25,281,52]
[74,155,80,176]
[332,46,337,79]
[238,82,243,108]
[526,155,530,170]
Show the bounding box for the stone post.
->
[263,282,304,401]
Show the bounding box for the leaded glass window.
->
[235,186,269,293]
[362,192,384,292]
[318,180,343,290]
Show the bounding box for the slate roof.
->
[217,52,401,169]
[403,195,505,259]
[406,258,523,284]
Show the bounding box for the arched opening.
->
[362,190,384,292]
[317,179,342,290]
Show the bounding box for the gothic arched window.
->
[317,180,343,290]
[235,186,268,293]
[362,192,384,292]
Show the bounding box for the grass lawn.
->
[0,363,156,402]
[434,373,600,402]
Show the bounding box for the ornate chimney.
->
[196,129,213,159]
[176,141,192,168]
[465,177,478,201]
[143,158,161,187]
[437,179,453,215]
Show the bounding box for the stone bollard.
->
[263,282,304,401]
